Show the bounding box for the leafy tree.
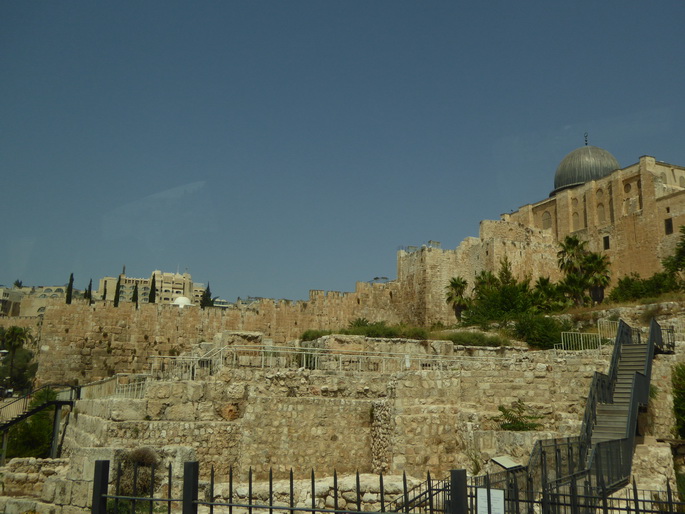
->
[463,258,533,327]
[531,277,567,312]
[148,275,156,303]
[66,273,74,304]
[6,388,57,458]
[445,276,469,321]
[556,235,610,306]
[584,252,611,304]
[13,279,22,288]
[132,284,139,309]
[200,283,214,309]
[663,226,685,279]
[113,276,122,307]
[1,326,34,390]
[557,235,588,276]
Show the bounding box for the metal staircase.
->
[393,319,672,514]
[0,385,79,464]
[590,342,649,446]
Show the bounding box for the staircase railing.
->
[0,384,78,429]
[544,320,659,499]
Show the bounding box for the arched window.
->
[572,212,580,231]
[679,176,685,188]
[597,203,605,223]
[541,211,552,230]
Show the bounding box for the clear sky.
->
[2,1,684,301]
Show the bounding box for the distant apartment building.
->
[0,288,23,317]
[98,270,206,305]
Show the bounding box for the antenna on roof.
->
[584,132,589,146]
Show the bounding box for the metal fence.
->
[79,374,150,400]
[91,460,452,514]
[555,332,605,353]
[91,461,685,514]
[149,344,518,380]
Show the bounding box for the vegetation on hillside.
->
[0,326,37,391]
[6,387,57,459]
[301,318,509,347]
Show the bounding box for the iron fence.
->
[92,461,685,514]
[79,374,150,400]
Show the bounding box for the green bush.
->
[673,364,685,439]
[7,388,57,459]
[300,329,331,341]
[513,313,571,349]
[492,400,542,431]
[608,272,679,303]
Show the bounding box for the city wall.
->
[62,343,605,481]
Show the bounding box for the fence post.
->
[449,470,468,514]
[182,461,200,514]
[91,460,110,514]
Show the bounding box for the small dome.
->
[172,296,192,308]
[552,146,619,195]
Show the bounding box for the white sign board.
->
[476,487,505,514]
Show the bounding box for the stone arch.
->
[597,203,606,223]
[541,211,552,230]
[572,212,581,230]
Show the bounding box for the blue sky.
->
[2,1,684,301]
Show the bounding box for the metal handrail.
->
[0,384,77,425]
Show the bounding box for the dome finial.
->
[584,132,588,146]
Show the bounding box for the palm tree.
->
[445,276,469,321]
[557,235,588,275]
[3,326,31,389]
[584,252,611,304]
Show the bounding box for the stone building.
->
[395,147,685,326]
[98,270,205,305]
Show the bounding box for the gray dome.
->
[552,146,620,195]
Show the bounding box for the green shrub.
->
[492,400,542,431]
[7,388,57,459]
[608,272,679,303]
[673,364,685,439]
[300,329,331,341]
[513,313,571,349]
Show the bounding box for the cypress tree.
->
[113,276,122,307]
[86,279,93,305]
[103,281,107,302]
[66,273,74,304]
[132,284,139,309]
[148,275,156,303]
[200,282,214,309]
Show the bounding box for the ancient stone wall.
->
[61,341,604,482]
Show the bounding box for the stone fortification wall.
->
[32,291,401,385]
[62,341,604,482]
[394,221,561,326]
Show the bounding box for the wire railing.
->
[79,374,150,400]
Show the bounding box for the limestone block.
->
[110,400,147,421]
[165,403,196,420]
[147,400,167,418]
[186,382,204,402]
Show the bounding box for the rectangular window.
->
[603,236,610,250]
[665,218,674,235]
